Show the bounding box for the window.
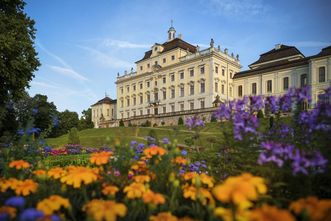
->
[121,113,123,118]
[283,77,289,91]
[171,55,175,60]
[163,90,166,100]
[230,72,233,79]
[319,67,326,82]
[163,106,166,113]
[190,102,194,110]
[147,94,150,102]
[221,84,225,94]
[127,98,130,106]
[163,58,166,63]
[190,69,194,77]
[301,74,307,87]
[190,84,194,95]
[140,110,143,115]
[180,72,184,79]
[133,97,136,105]
[267,80,272,93]
[171,104,175,112]
[133,111,136,117]
[200,100,205,108]
[140,83,143,89]
[140,66,143,71]
[252,83,257,95]
[147,109,150,115]
[230,87,232,97]
[163,77,166,84]
[222,68,225,76]
[215,66,219,74]
[171,88,175,98]
[133,85,136,91]
[154,47,157,51]
[147,63,150,68]
[171,74,175,81]
[121,100,123,108]
[155,81,157,86]
[180,103,184,111]
[140,95,143,104]
[180,86,184,97]
[127,86,129,92]
[215,82,218,92]
[154,93,158,101]
[238,85,243,97]
[155,61,158,65]
[147,81,150,87]
[120,87,123,94]
[200,82,205,93]
[200,66,205,74]
[107,109,109,116]
[111,109,114,117]
[127,112,130,118]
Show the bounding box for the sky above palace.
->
[25,0,331,115]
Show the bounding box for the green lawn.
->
[46,122,225,148]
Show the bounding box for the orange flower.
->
[289,196,331,221]
[9,160,30,170]
[143,190,165,206]
[182,184,215,206]
[150,212,178,221]
[102,184,119,196]
[131,160,147,172]
[123,182,146,199]
[133,175,151,183]
[37,195,70,215]
[0,178,19,192]
[33,169,47,176]
[173,156,188,165]
[182,184,197,201]
[213,173,267,209]
[214,207,249,221]
[83,199,127,221]
[250,205,295,221]
[60,166,98,188]
[48,167,66,179]
[183,172,198,181]
[199,173,214,188]
[0,206,16,219]
[90,151,112,166]
[13,179,38,196]
[143,146,167,158]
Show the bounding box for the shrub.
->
[119,119,124,127]
[147,129,158,145]
[161,121,165,126]
[257,109,264,118]
[153,123,158,127]
[68,127,80,144]
[178,117,184,125]
[210,115,217,122]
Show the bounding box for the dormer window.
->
[155,61,158,65]
[147,63,150,68]
[154,47,158,51]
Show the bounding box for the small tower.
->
[168,20,176,41]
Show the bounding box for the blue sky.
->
[25,0,331,115]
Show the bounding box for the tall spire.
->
[168,20,176,41]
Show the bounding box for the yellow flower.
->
[199,173,214,188]
[213,173,267,209]
[182,184,197,201]
[102,184,119,196]
[149,212,178,221]
[250,205,295,221]
[173,156,188,165]
[289,196,331,221]
[182,184,215,206]
[143,190,166,206]
[9,160,30,170]
[0,206,16,219]
[0,178,19,192]
[37,195,70,215]
[13,179,38,196]
[123,182,146,199]
[131,160,147,172]
[90,151,112,166]
[183,172,198,181]
[83,199,127,221]
[48,167,66,179]
[33,169,47,177]
[143,146,167,158]
[133,175,151,183]
[60,166,98,188]
[214,207,249,221]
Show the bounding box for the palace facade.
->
[91,25,331,128]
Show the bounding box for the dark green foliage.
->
[0,0,40,134]
[119,119,124,127]
[50,110,79,137]
[178,117,184,125]
[78,108,94,130]
[210,115,217,122]
[257,109,264,118]
[141,120,151,127]
[68,127,80,144]
[147,129,158,145]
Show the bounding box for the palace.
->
[91,25,331,128]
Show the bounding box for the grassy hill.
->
[46,122,226,148]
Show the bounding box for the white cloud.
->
[102,39,150,49]
[290,41,331,48]
[31,81,60,89]
[77,45,132,69]
[48,65,88,81]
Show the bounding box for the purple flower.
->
[17,129,25,136]
[265,96,280,113]
[53,116,59,128]
[250,96,264,112]
[32,107,38,115]
[5,196,25,208]
[19,208,44,221]
[114,170,121,177]
[162,137,170,144]
[181,150,188,156]
[185,116,205,130]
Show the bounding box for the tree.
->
[0,0,40,133]
[78,108,94,130]
[31,94,57,131]
[68,127,80,144]
[50,110,79,137]
[178,117,184,125]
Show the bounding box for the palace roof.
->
[91,97,117,106]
